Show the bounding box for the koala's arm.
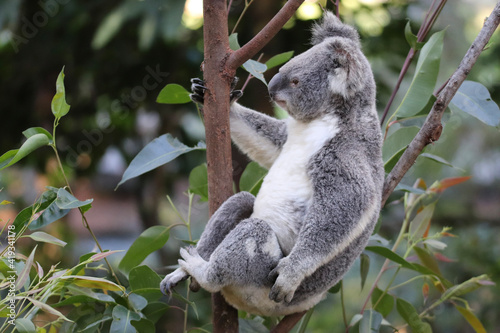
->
[269,150,382,302]
[230,102,287,169]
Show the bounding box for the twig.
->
[380,0,448,125]
[381,1,500,206]
[228,0,305,70]
[270,311,307,333]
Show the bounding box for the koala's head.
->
[268,12,374,121]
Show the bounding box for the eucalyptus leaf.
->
[449,80,500,127]
[15,318,36,333]
[110,305,141,333]
[0,133,50,171]
[131,318,156,333]
[22,127,53,143]
[360,310,382,333]
[118,226,170,277]
[404,21,425,50]
[24,231,67,247]
[189,163,208,201]
[117,134,206,188]
[242,59,268,85]
[156,84,191,104]
[454,305,487,333]
[372,287,394,317]
[393,30,444,118]
[29,200,70,230]
[239,162,268,195]
[55,188,93,210]
[52,68,70,119]
[265,51,294,69]
[229,33,241,51]
[396,298,432,333]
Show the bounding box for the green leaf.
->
[239,162,268,195]
[365,246,415,270]
[54,188,93,210]
[328,280,342,294]
[360,253,370,290]
[24,231,67,247]
[142,302,169,324]
[394,183,426,195]
[59,275,125,291]
[383,126,420,163]
[118,226,170,277]
[372,287,394,317]
[396,298,432,333]
[454,305,487,333]
[92,2,138,49]
[27,297,73,322]
[16,245,37,289]
[404,21,425,50]
[409,203,436,241]
[239,317,269,333]
[131,318,156,333]
[414,246,441,276]
[265,51,294,69]
[419,153,462,170]
[110,304,141,333]
[441,274,493,301]
[129,265,162,291]
[22,127,53,143]
[242,59,268,85]
[29,200,70,230]
[0,134,50,171]
[394,30,444,118]
[117,134,206,188]
[128,293,148,311]
[156,84,191,104]
[14,189,58,229]
[360,310,383,333]
[189,163,208,201]
[15,318,36,333]
[229,33,241,51]
[52,67,71,119]
[449,80,500,127]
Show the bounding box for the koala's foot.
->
[160,267,189,295]
[268,258,302,303]
[177,247,212,290]
[189,77,243,105]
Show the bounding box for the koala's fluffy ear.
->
[311,11,360,45]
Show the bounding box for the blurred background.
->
[0,0,499,331]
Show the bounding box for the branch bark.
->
[227,0,305,70]
[203,1,305,332]
[381,1,500,206]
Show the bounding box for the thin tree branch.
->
[227,0,305,70]
[381,1,500,206]
[270,311,307,333]
[380,0,448,125]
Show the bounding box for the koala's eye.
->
[332,60,341,69]
[290,78,300,87]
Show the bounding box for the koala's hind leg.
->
[161,191,255,295]
[179,218,283,294]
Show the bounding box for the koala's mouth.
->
[273,99,287,110]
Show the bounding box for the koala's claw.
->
[190,78,207,105]
[189,77,243,105]
[160,267,189,296]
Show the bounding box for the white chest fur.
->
[251,115,340,254]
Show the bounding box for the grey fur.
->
[161,11,384,316]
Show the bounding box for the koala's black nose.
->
[268,72,282,100]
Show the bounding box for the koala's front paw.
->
[160,267,188,295]
[189,77,243,105]
[268,258,302,303]
[190,78,207,105]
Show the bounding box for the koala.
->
[161,11,384,317]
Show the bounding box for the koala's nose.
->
[268,73,282,100]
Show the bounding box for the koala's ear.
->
[311,11,360,45]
